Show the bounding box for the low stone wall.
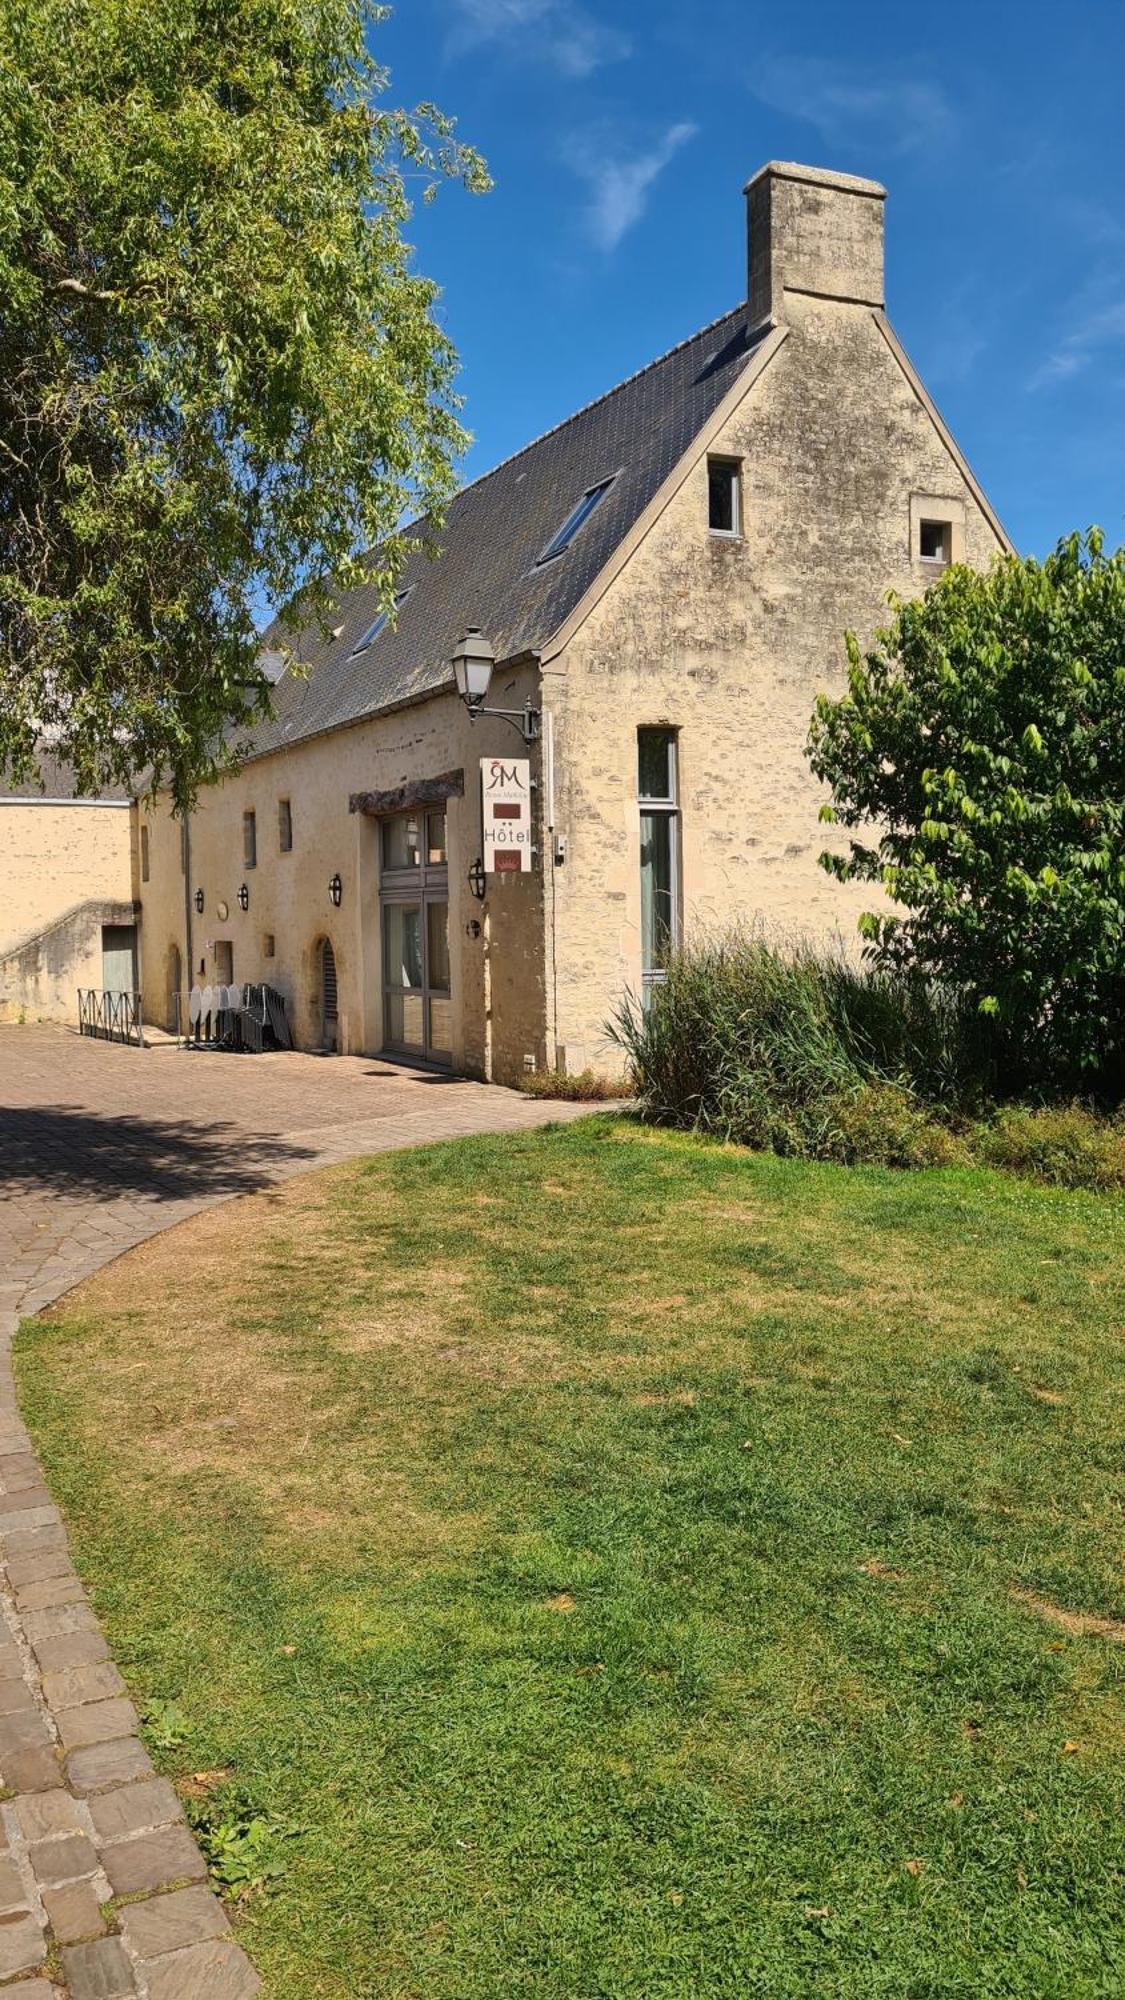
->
[0,902,139,1027]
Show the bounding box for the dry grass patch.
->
[1011,1589,1125,1645]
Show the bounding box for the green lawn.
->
[16,1120,1125,1998]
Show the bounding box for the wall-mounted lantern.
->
[452,629,541,744]
[467,857,486,901]
[328,872,343,908]
[194,888,205,914]
[237,883,249,912]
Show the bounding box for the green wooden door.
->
[101,924,137,994]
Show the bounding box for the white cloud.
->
[449,0,630,78]
[570,121,698,252]
[751,55,955,156]
[1030,300,1125,389]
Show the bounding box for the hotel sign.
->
[482,756,533,873]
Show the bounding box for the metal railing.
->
[77,989,145,1047]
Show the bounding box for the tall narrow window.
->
[140,824,150,883]
[638,728,679,994]
[278,798,293,853]
[243,809,257,869]
[707,458,741,537]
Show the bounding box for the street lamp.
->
[194,888,204,914]
[328,872,343,907]
[237,883,249,912]
[451,629,495,712]
[451,629,540,744]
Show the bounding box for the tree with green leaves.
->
[808,531,1125,1094]
[0,0,487,808]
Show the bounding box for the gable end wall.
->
[544,293,1007,1071]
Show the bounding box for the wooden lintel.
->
[348,768,465,817]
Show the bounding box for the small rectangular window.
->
[920,519,950,564]
[707,458,741,537]
[536,476,616,566]
[140,824,150,883]
[382,813,422,871]
[263,933,275,959]
[278,798,292,853]
[243,809,257,869]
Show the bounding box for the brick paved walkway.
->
[0,1025,598,1996]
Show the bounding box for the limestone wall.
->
[138,671,548,1083]
[0,802,136,1022]
[543,297,1007,1072]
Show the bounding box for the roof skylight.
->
[535,475,617,565]
[349,587,412,657]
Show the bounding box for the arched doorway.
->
[166,943,182,1035]
[319,937,339,1052]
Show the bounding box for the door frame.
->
[100,922,138,995]
[379,807,451,1068]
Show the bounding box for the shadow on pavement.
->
[361,1066,465,1085]
[0,1106,317,1203]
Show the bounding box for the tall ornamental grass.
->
[610,931,996,1164]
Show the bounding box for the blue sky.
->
[378,0,1125,557]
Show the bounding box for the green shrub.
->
[827,1083,967,1170]
[976,1104,1125,1191]
[809,530,1125,1098]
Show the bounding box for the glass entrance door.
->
[382,896,451,1063]
[383,901,425,1054]
[380,809,452,1066]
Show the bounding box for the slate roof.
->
[0,754,130,802]
[247,301,767,759]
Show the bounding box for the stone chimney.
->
[745,161,886,323]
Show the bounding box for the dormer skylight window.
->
[536,475,616,565]
[349,587,412,657]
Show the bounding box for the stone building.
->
[0,757,137,1023]
[69,160,1010,1075]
